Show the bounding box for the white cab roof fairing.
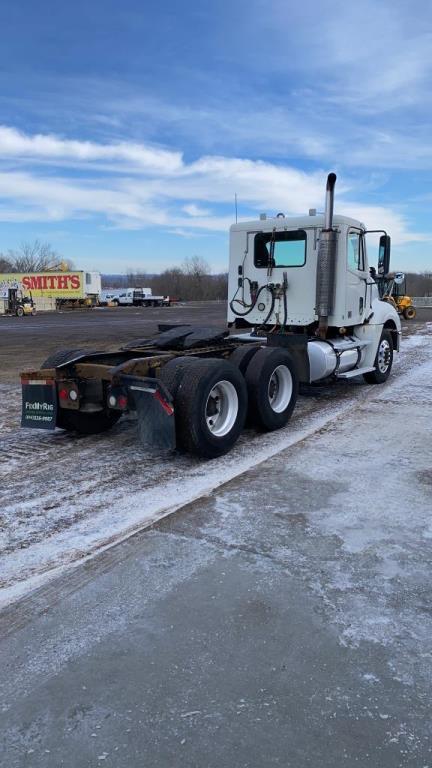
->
[230,214,366,233]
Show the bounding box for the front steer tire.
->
[173,358,248,459]
[363,329,394,384]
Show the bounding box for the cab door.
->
[345,230,368,325]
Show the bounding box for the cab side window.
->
[347,231,364,272]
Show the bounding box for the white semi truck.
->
[21,173,401,458]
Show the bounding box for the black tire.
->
[56,409,121,435]
[174,358,248,458]
[16,306,24,317]
[229,344,261,375]
[41,348,92,369]
[158,356,199,398]
[245,348,298,430]
[403,306,416,320]
[363,329,394,384]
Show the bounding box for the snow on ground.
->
[1,325,431,608]
[178,333,432,691]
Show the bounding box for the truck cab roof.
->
[230,214,365,232]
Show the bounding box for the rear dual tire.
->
[160,348,299,457]
[245,348,298,430]
[160,357,247,458]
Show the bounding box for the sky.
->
[0,0,431,274]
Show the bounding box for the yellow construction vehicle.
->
[5,288,36,317]
[382,273,416,319]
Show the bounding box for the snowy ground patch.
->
[1,325,431,608]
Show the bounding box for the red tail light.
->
[59,388,68,400]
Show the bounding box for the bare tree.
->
[406,271,432,297]
[182,255,212,300]
[7,240,73,272]
[0,254,13,272]
[126,270,151,288]
[152,267,187,299]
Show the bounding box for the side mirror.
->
[378,235,391,276]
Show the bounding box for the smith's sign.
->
[1,272,84,298]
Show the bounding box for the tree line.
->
[104,256,228,301]
[1,240,430,299]
[405,272,432,296]
[0,243,227,301]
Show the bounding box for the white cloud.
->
[0,125,182,173]
[0,127,427,247]
[183,203,211,217]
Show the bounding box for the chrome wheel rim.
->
[377,339,391,373]
[205,380,238,437]
[268,365,293,413]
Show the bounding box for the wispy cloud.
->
[0,126,426,247]
[0,126,182,173]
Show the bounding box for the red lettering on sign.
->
[28,276,43,290]
[70,275,80,289]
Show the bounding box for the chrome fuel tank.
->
[307,340,360,382]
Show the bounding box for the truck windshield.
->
[254,230,306,268]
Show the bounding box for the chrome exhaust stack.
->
[316,172,337,338]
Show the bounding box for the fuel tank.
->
[307,339,361,382]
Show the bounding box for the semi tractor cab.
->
[228,174,400,382]
[20,173,401,459]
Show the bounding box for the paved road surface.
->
[1,323,432,767]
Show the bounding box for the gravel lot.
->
[0,302,226,383]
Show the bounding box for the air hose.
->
[229,283,269,317]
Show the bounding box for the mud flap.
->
[21,378,57,429]
[122,376,176,452]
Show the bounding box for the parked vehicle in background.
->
[101,288,171,307]
[381,272,417,319]
[1,288,36,316]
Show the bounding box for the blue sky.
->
[0,0,431,273]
